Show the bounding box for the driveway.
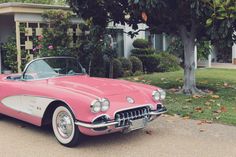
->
[211,63,236,69]
[0,115,236,157]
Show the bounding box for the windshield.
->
[23,57,84,80]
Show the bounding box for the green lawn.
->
[126,69,236,126]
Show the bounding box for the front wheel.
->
[0,113,4,119]
[52,106,80,147]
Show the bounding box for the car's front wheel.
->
[0,113,4,119]
[52,106,80,147]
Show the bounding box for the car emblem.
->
[126,97,135,104]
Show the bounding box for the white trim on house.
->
[194,45,197,69]
[233,44,236,64]
[162,33,167,51]
[14,13,82,24]
[14,13,43,22]
[0,2,69,10]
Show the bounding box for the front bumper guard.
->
[75,107,167,129]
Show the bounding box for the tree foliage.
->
[69,0,236,95]
[0,0,66,5]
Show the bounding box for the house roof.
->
[0,2,71,14]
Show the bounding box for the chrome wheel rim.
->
[56,111,73,139]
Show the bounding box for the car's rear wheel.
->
[52,106,80,147]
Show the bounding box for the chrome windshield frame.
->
[22,56,84,81]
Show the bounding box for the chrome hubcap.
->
[56,111,73,139]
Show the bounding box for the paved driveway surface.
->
[0,115,236,157]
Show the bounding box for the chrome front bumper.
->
[75,106,167,129]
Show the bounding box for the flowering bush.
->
[33,10,77,58]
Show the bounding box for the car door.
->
[0,76,54,126]
[0,76,25,116]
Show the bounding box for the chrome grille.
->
[115,106,151,128]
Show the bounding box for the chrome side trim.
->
[22,56,76,74]
[22,56,84,81]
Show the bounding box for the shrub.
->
[134,54,160,73]
[156,52,182,72]
[2,37,17,72]
[123,70,133,77]
[133,52,181,73]
[129,56,143,73]
[133,39,149,49]
[133,71,143,76]
[112,59,123,78]
[90,51,106,77]
[118,57,132,71]
[131,48,155,55]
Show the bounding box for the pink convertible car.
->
[0,57,167,147]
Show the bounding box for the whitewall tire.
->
[52,106,80,147]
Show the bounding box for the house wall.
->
[123,24,147,58]
[108,23,147,58]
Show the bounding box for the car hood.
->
[48,75,139,97]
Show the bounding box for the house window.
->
[107,29,124,57]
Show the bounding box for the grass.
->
[126,68,236,126]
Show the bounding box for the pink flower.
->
[33,48,37,52]
[38,35,43,41]
[37,44,42,49]
[48,45,53,50]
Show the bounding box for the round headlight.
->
[91,100,102,113]
[101,98,110,112]
[159,89,166,100]
[152,91,160,101]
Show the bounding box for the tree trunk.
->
[109,60,113,78]
[179,25,199,95]
[88,59,92,76]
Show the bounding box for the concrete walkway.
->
[0,115,236,157]
[211,63,236,69]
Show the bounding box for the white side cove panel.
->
[1,95,55,118]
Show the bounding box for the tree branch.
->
[123,28,149,37]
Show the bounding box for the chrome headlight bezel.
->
[152,89,166,101]
[152,90,161,101]
[90,98,110,113]
[101,98,110,112]
[159,89,166,100]
[90,100,102,113]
